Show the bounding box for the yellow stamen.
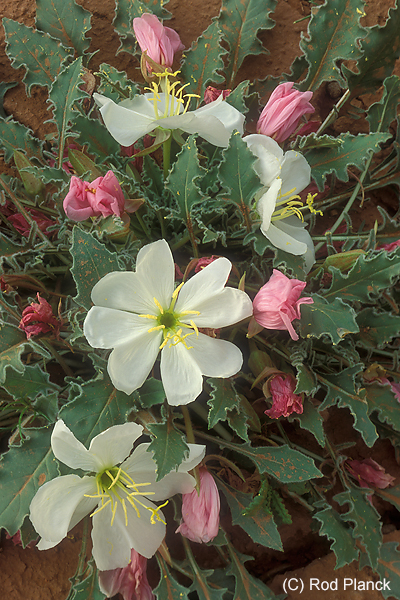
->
[153,297,164,313]
[190,320,199,336]
[148,324,165,333]
[139,314,158,320]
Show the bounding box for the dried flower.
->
[19,294,60,340]
[98,549,155,600]
[204,87,231,104]
[63,171,126,222]
[251,269,313,341]
[257,82,314,143]
[133,13,184,71]
[176,467,220,543]
[83,239,252,405]
[30,420,205,570]
[264,374,303,419]
[194,256,219,273]
[347,458,395,489]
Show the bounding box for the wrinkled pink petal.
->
[63,171,126,221]
[252,270,313,340]
[265,375,303,419]
[347,458,395,489]
[133,13,183,70]
[176,468,220,543]
[19,293,61,340]
[204,87,231,104]
[98,549,154,600]
[195,256,219,273]
[257,82,314,144]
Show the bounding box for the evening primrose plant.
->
[1,0,400,599]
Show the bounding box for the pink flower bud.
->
[19,293,61,340]
[252,270,313,341]
[132,14,184,70]
[98,549,154,600]
[264,374,303,419]
[176,467,220,543]
[204,87,231,104]
[347,459,395,489]
[257,82,314,144]
[63,171,126,221]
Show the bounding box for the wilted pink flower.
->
[133,14,184,70]
[176,467,220,543]
[63,171,125,221]
[391,381,400,402]
[252,269,313,341]
[264,374,303,419]
[19,293,60,340]
[98,549,154,600]
[204,87,231,104]
[8,208,54,237]
[347,458,395,489]
[195,256,219,273]
[257,82,314,143]
[379,239,400,252]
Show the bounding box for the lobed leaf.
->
[155,556,190,600]
[226,544,278,599]
[367,75,400,133]
[376,542,400,600]
[365,382,400,434]
[36,0,92,55]
[2,363,60,401]
[147,419,190,481]
[289,398,325,447]
[207,377,241,429]
[73,115,120,162]
[0,117,43,163]
[299,294,359,345]
[355,307,400,349]
[313,503,360,568]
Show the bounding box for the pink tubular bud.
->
[252,270,313,341]
[264,374,303,419]
[257,82,314,143]
[132,13,184,71]
[176,467,220,543]
[98,549,155,600]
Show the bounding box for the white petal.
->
[30,475,97,544]
[160,340,203,406]
[263,221,308,255]
[84,307,155,349]
[91,496,165,568]
[257,179,280,235]
[244,134,283,185]
[182,287,252,328]
[174,257,231,313]
[193,96,245,136]
[90,240,175,314]
[280,151,311,196]
[88,422,143,470]
[107,330,162,395]
[188,333,243,378]
[94,93,157,146]
[51,420,99,471]
[270,218,315,272]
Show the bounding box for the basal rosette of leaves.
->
[1,0,400,598]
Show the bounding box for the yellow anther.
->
[179,309,200,316]
[190,320,199,336]
[172,281,185,300]
[153,297,164,313]
[306,192,323,216]
[121,498,128,527]
[89,498,111,518]
[110,499,118,525]
[139,314,158,320]
[148,324,165,333]
[107,468,121,490]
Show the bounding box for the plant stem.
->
[315,89,350,136]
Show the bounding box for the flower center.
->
[139,281,201,350]
[84,466,167,527]
[271,188,323,222]
[145,70,200,120]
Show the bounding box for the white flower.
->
[83,239,253,405]
[94,71,244,148]
[244,134,315,271]
[30,420,205,570]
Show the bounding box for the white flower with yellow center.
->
[94,70,245,148]
[30,420,205,570]
[83,239,252,405]
[244,134,318,271]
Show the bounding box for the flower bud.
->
[133,13,184,72]
[346,458,395,489]
[98,549,155,600]
[257,82,314,143]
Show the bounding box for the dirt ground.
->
[1,0,400,599]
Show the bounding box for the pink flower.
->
[379,239,400,252]
[391,382,400,402]
[346,459,395,489]
[19,294,61,340]
[98,549,154,600]
[8,209,54,237]
[132,14,184,70]
[176,467,220,543]
[63,171,126,221]
[264,374,303,419]
[252,269,313,341]
[257,82,314,144]
[204,87,231,104]
[195,256,219,273]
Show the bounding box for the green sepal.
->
[36,0,92,56]
[299,294,359,345]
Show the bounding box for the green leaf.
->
[334,486,382,569]
[230,442,322,483]
[0,426,58,535]
[343,2,400,96]
[0,117,43,163]
[70,227,121,309]
[313,503,359,568]
[3,18,71,95]
[376,484,400,513]
[226,544,279,599]
[365,381,400,433]
[0,230,32,266]
[147,418,190,481]
[291,132,344,151]
[73,115,120,162]
[323,248,400,304]
[298,0,367,91]
[59,375,135,447]
[376,542,400,599]
[0,324,30,384]
[166,135,206,225]
[2,363,60,400]
[355,307,400,348]
[299,294,359,345]
[135,378,166,408]
[180,20,227,103]
[318,364,377,447]
[367,75,400,133]
[218,479,282,550]
[207,378,240,429]
[113,0,147,56]
[226,408,250,442]
[155,556,190,600]
[307,132,391,190]
[218,0,277,87]
[217,133,263,226]
[70,558,105,600]
[47,57,88,167]
[97,63,139,102]
[36,0,92,55]
[289,398,325,447]
[0,82,17,119]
